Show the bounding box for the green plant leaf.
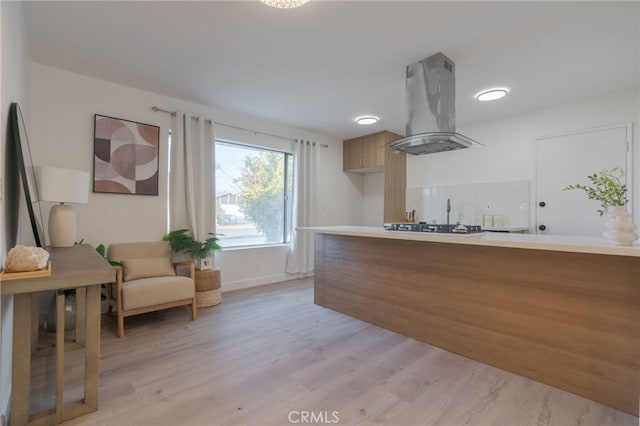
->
[163,229,195,253]
[163,229,223,260]
[95,243,122,267]
[563,167,627,216]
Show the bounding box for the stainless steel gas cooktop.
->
[384,223,483,234]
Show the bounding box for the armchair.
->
[107,241,197,337]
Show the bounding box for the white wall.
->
[219,245,289,292]
[405,89,640,226]
[30,64,362,290]
[31,66,172,245]
[340,171,364,225]
[362,172,383,225]
[0,1,31,421]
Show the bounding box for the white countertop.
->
[300,226,640,257]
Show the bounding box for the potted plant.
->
[564,167,637,245]
[163,229,223,307]
[162,229,222,270]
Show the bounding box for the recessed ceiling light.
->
[259,0,310,9]
[475,88,509,102]
[355,115,379,125]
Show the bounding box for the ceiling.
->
[23,1,639,140]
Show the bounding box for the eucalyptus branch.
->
[563,167,627,216]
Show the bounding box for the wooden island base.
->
[314,234,640,416]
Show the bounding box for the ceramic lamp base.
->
[49,204,77,247]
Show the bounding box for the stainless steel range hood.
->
[391,52,483,155]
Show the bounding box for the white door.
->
[535,124,631,236]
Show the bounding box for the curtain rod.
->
[152,106,211,124]
[151,106,328,148]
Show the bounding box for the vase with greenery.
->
[163,229,222,269]
[563,167,628,216]
[564,167,637,245]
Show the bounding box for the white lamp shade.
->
[37,167,90,204]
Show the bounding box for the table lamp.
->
[37,167,90,247]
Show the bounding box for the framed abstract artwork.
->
[93,115,160,195]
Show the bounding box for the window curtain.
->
[286,139,317,275]
[169,113,215,243]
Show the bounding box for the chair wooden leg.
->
[107,303,113,317]
[191,298,197,320]
[117,311,124,338]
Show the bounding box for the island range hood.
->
[391,52,484,155]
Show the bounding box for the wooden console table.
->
[1,245,114,425]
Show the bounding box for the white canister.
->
[493,215,504,227]
[483,215,494,227]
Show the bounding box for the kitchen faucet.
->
[446,198,451,226]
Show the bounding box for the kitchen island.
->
[305,226,640,416]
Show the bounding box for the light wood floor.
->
[30,279,637,426]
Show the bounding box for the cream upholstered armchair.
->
[107,241,197,337]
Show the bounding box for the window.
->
[215,141,293,248]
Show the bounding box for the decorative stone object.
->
[5,245,49,272]
[603,206,639,246]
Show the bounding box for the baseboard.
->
[222,273,300,292]
[98,272,312,312]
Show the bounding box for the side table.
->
[1,245,114,425]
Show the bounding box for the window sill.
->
[221,243,289,252]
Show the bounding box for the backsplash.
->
[406,180,530,228]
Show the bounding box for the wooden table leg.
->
[30,294,39,349]
[55,291,65,423]
[74,288,86,346]
[11,294,32,425]
[84,285,100,409]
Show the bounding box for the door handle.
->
[538,224,546,231]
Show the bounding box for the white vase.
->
[194,257,213,270]
[603,206,638,246]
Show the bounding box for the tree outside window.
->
[215,141,292,248]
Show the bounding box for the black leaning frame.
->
[10,102,43,247]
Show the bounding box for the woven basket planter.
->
[197,289,221,308]
[195,268,221,308]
